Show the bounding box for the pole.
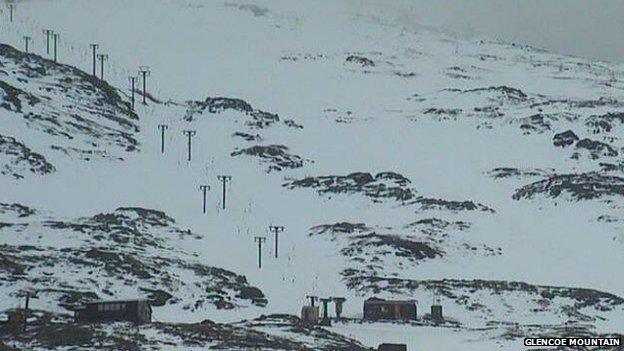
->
[43,30,53,55]
[23,36,31,53]
[129,76,138,110]
[139,66,150,104]
[89,44,99,77]
[97,54,108,80]
[157,124,168,153]
[306,295,318,307]
[332,297,346,320]
[319,298,332,326]
[9,4,14,22]
[200,185,210,214]
[23,292,29,332]
[254,236,266,268]
[269,225,285,258]
[217,175,231,210]
[182,130,196,161]
[52,33,59,62]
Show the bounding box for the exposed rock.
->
[574,138,618,159]
[225,3,269,17]
[1,312,371,350]
[0,134,55,179]
[0,203,36,218]
[184,96,280,128]
[231,144,307,172]
[411,197,495,213]
[423,108,462,117]
[284,172,415,202]
[488,167,550,179]
[346,55,375,67]
[462,86,528,101]
[283,119,303,129]
[599,162,624,173]
[585,112,624,133]
[513,173,624,200]
[519,113,552,133]
[0,44,139,161]
[343,277,624,325]
[553,130,579,147]
[313,221,499,284]
[0,207,267,312]
[233,131,262,141]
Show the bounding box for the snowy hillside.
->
[1,1,623,350]
[0,43,138,179]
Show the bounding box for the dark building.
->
[363,298,417,321]
[300,305,319,324]
[431,304,443,321]
[74,299,152,324]
[378,343,408,351]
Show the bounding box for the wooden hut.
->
[378,343,408,351]
[74,299,152,324]
[363,298,416,321]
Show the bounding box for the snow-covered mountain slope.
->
[0,43,138,179]
[1,311,372,351]
[1,1,624,350]
[0,207,267,317]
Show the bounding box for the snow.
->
[1,0,624,350]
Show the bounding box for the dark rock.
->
[233,132,262,141]
[513,172,624,200]
[284,172,416,202]
[411,197,495,213]
[184,96,280,128]
[585,112,624,133]
[0,134,55,179]
[231,144,307,172]
[346,55,375,67]
[575,138,618,158]
[553,130,579,147]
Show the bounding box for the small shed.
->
[74,299,152,324]
[431,304,443,321]
[363,298,416,321]
[378,343,407,351]
[301,305,319,324]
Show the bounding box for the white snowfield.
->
[1,1,623,350]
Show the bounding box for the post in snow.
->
[22,35,31,53]
[254,236,267,268]
[157,124,168,153]
[8,3,14,22]
[52,33,60,62]
[97,53,108,80]
[199,185,210,214]
[21,287,37,332]
[43,30,54,55]
[138,66,151,104]
[128,76,138,110]
[217,175,232,210]
[89,43,99,77]
[269,225,285,258]
[182,130,196,161]
[319,298,332,326]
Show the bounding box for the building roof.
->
[87,298,151,305]
[364,299,416,305]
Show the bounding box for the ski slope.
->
[1,1,623,350]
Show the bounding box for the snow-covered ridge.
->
[0,206,266,316]
[0,43,138,178]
